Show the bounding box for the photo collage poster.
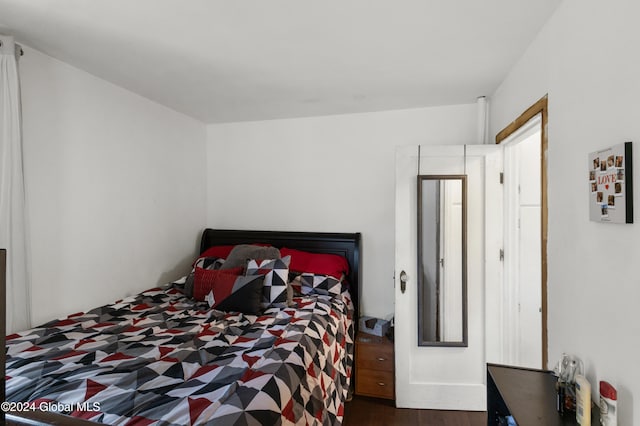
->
[588,142,633,223]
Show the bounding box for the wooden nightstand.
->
[355,332,394,400]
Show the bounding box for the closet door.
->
[394,145,502,410]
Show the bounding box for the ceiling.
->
[0,0,561,124]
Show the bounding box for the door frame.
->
[495,95,548,369]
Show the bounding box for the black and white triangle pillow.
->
[246,255,291,309]
[299,273,342,296]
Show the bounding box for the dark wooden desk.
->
[487,363,599,425]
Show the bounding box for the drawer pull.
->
[377,357,386,361]
[377,382,386,386]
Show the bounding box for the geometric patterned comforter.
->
[6,282,354,425]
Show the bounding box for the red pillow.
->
[198,243,273,261]
[193,266,243,301]
[280,247,349,279]
[198,245,236,260]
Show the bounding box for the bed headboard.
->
[200,228,361,322]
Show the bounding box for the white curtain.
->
[0,35,30,333]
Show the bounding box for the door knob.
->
[399,270,408,294]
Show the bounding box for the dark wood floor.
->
[344,395,487,426]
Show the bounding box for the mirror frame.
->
[417,175,468,347]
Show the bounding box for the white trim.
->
[397,383,486,411]
[500,113,541,147]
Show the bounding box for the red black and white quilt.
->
[5,282,354,425]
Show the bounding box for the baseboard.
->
[395,382,486,411]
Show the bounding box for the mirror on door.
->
[417,175,467,346]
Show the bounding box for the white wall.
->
[491,0,640,422]
[20,46,207,327]
[206,105,477,319]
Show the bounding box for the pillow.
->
[184,257,225,298]
[299,273,342,296]
[280,248,349,279]
[221,244,281,270]
[198,243,274,263]
[246,256,291,309]
[198,245,235,261]
[193,261,264,314]
[192,263,243,301]
[208,274,265,315]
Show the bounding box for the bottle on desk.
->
[599,381,617,426]
[575,374,591,425]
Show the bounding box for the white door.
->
[501,119,542,369]
[394,145,502,410]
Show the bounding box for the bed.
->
[3,229,361,425]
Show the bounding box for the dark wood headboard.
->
[200,228,362,323]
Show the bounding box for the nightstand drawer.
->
[356,344,393,371]
[355,368,394,399]
[355,332,395,400]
